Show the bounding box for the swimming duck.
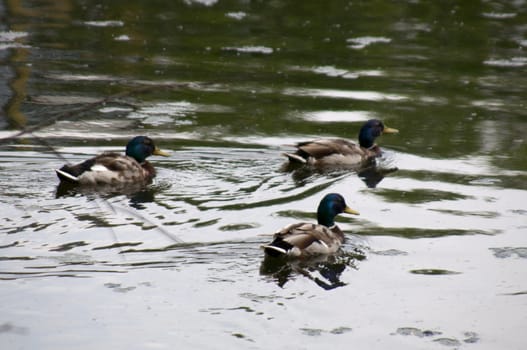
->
[262,193,359,258]
[55,136,169,185]
[283,119,398,166]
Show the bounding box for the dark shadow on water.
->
[357,164,398,188]
[280,158,398,188]
[259,249,366,290]
[55,181,162,209]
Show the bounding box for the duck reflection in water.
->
[260,250,365,290]
[55,181,164,210]
[357,158,398,188]
[282,155,398,188]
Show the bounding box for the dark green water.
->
[1,1,526,349]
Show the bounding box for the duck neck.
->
[317,209,335,228]
[359,122,384,149]
[126,149,147,163]
[358,131,375,149]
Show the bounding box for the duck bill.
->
[153,147,170,157]
[344,206,360,215]
[383,126,399,134]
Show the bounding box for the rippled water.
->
[1,1,526,349]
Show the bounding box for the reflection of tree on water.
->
[281,156,398,189]
[260,249,366,290]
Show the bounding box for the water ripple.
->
[283,88,407,101]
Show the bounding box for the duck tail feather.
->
[55,168,79,183]
[262,238,296,257]
[282,152,307,164]
[261,244,288,257]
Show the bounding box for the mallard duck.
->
[55,136,169,185]
[283,119,398,166]
[262,193,359,258]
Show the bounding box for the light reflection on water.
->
[283,88,408,101]
[1,130,526,349]
[1,144,523,257]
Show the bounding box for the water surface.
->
[1,1,526,349]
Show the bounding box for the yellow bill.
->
[153,147,170,157]
[383,126,399,134]
[344,206,360,215]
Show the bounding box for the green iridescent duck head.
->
[316,193,359,227]
[358,119,398,149]
[125,136,170,163]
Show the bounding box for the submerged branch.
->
[0,82,198,145]
[1,83,192,244]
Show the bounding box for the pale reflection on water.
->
[1,0,527,349]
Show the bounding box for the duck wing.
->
[56,153,147,185]
[263,222,344,257]
[284,138,368,165]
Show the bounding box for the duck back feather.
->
[56,152,155,185]
[284,138,373,166]
[262,222,345,257]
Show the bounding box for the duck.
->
[55,136,170,185]
[262,193,359,258]
[283,119,398,167]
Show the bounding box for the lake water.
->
[1,1,526,349]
